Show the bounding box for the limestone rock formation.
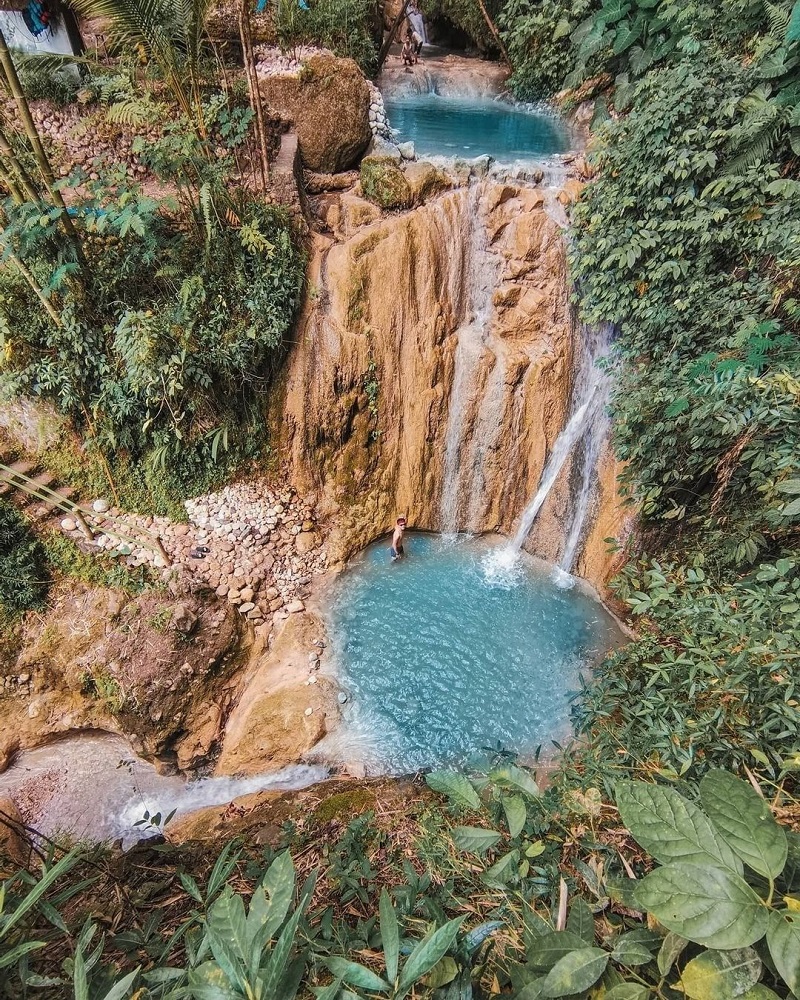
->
[258,54,371,173]
[0,586,245,772]
[280,176,630,593]
[215,610,337,776]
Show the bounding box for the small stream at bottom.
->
[0,733,327,848]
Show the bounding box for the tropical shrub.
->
[274,0,379,73]
[499,0,598,99]
[0,500,49,614]
[0,156,303,505]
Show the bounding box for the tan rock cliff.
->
[281,178,631,592]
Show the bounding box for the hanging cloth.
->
[22,0,53,38]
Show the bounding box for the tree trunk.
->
[377,0,410,71]
[475,0,509,65]
[0,128,42,204]
[239,0,270,191]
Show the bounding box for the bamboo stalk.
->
[0,158,23,203]
[474,0,509,65]
[6,252,63,328]
[0,29,82,251]
[239,0,270,191]
[0,128,42,203]
[377,0,409,71]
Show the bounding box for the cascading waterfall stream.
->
[0,733,329,848]
[439,187,500,533]
[509,385,601,552]
[483,321,613,584]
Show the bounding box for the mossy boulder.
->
[258,54,371,173]
[360,156,412,210]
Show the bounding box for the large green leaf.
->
[379,888,399,986]
[206,891,248,991]
[566,898,595,945]
[256,851,295,943]
[634,862,769,948]
[604,986,650,1000]
[657,931,688,976]
[766,910,800,996]
[680,947,761,1000]
[453,826,503,854]
[100,969,141,1000]
[481,849,520,887]
[788,0,800,42]
[187,961,241,1000]
[396,917,464,998]
[489,763,540,798]
[610,932,654,967]
[325,958,389,992]
[616,781,742,873]
[527,931,590,972]
[540,947,609,997]
[699,770,787,879]
[503,794,528,839]
[425,771,480,810]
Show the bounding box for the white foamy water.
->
[0,733,328,848]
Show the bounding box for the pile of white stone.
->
[58,478,327,636]
[367,82,393,139]
[254,45,323,77]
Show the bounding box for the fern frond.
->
[764,0,791,37]
[105,98,163,125]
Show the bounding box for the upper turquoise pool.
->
[382,92,570,161]
[324,534,618,774]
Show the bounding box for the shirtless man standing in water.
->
[391,515,407,560]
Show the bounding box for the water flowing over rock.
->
[280,175,630,592]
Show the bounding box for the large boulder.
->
[360,156,412,210]
[259,54,371,173]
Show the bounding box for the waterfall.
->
[509,322,613,557]
[439,187,499,533]
[559,396,610,572]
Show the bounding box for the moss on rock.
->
[360,156,412,210]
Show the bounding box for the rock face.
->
[280,178,631,592]
[0,586,246,773]
[258,54,371,173]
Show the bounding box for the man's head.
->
[397,515,407,527]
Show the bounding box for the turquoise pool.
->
[325,534,617,774]
[382,92,570,160]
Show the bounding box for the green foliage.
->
[500,0,598,99]
[0,499,49,614]
[40,528,154,593]
[572,555,800,782]
[0,158,304,503]
[620,773,796,991]
[15,57,80,106]
[275,0,378,73]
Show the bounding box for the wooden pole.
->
[475,0,509,65]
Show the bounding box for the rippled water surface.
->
[382,93,570,160]
[324,534,618,774]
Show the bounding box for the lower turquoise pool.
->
[324,534,618,774]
